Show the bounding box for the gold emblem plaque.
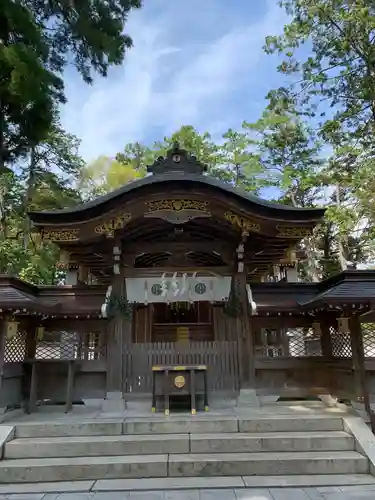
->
[174,375,186,389]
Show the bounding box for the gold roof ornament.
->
[280,248,297,267]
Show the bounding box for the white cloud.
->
[60,0,286,162]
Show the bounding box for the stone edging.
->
[0,425,15,460]
[343,415,375,475]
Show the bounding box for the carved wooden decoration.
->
[276,226,312,238]
[42,229,79,242]
[224,212,260,233]
[95,213,132,238]
[144,199,211,224]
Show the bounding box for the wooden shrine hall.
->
[1,143,375,416]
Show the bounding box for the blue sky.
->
[60,0,290,162]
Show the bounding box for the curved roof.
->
[29,173,325,224]
[29,144,326,224]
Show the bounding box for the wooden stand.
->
[24,359,77,414]
[151,365,208,415]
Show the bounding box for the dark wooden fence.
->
[123,341,240,394]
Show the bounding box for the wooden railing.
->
[123,341,239,394]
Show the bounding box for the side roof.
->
[1,271,375,317]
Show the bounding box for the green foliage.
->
[78,155,145,200]
[0,0,143,283]
[243,91,323,207]
[0,125,84,283]
[220,129,264,193]
[153,126,222,176]
[264,0,375,146]
[107,293,133,319]
[0,0,142,171]
[152,125,266,191]
[263,0,375,276]
[115,142,154,172]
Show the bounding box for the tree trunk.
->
[335,184,347,271]
[0,101,6,240]
[23,147,37,250]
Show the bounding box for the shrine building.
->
[1,144,375,415]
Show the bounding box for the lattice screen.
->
[36,331,76,360]
[286,327,322,357]
[329,326,352,358]
[36,331,106,361]
[362,323,375,358]
[76,332,106,360]
[256,327,322,357]
[4,330,26,363]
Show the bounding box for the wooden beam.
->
[124,265,233,277]
[122,240,233,255]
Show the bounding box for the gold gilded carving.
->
[95,213,131,237]
[145,199,210,224]
[276,225,312,238]
[224,211,260,233]
[42,229,79,241]
[146,199,209,212]
[174,375,186,389]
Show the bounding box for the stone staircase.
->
[0,413,373,487]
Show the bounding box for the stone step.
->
[5,431,354,459]
[123,416,239,434]
[15,420,124,438]
[1,474,375,495]
[0,451,367,483]
[238,416,344,433]
[5,434,189,458]
[190,431,354,454]
[168,451,368,477]
[92,474,375,492]
[0,474,375,500]
[0,454,168,483]
[14,415,344,438]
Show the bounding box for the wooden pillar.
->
[0,319,6,406]
[78,265,89,284]
[234,270,258,406]
[22,320,37,413]
[349,315,375,432]
[321,318,333,358]
[231,234,258,405]
[106,269,127,394]
[25,323,37,360]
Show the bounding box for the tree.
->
[1,0,142,172]
[244,90,323,207]
[0,170,60,282]
[153,125,265,190]
[115,142,154,172]
[78,156,145,200]
[264,1,375,275]
[244,91,326,280]
[264,0,375,148]
[153,126,222,177]
[0,123,84,282]
[220,129,264,193]
[20,122,84,246]
[0,0,62,172]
